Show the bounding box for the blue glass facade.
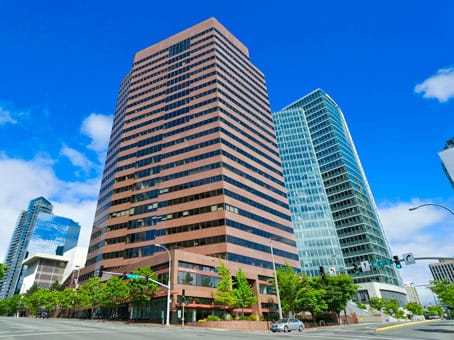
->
[274,89,402,287]
[0,197,80,299]
[27,214,80,257]
[273,106,345,276]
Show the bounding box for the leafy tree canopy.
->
[405,302,424,316]
[312,274,358,314]
[128,267,159,305]
[430,279,454,308]
[0,263,9,280]
[232,268,257,314]
[275,263,301,316]
[214,260,234,308]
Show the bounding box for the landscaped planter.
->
[188,320,270,331]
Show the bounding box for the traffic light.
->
[352,263,362,275]
[98,265,104,278]
[319,266,326,280]
[393,256,402,269]
[182,289,185,297]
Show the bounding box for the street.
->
[0,317,452,340]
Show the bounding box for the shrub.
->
[249,314,260,321]
[357,303,367,309]
[395,310,407,319]
[225,313,233,321]
[207,315,221,321]
[198,319,206,323]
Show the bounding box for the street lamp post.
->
[155,244,171,326]
[270,242,283,319]
[409,203,454,216]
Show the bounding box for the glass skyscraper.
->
[273,101,345,277]
[439,137,454,188]
[0,197,80,299]
[273,89,405,303]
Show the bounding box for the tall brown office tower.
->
[85,18,298,321]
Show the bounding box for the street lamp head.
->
[408,203,454,215]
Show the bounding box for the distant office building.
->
[27,214,80,257]
[19,253,69,293]
[439,137,454,188]
[0,197,80,299]
[273,89,406,304]
[429,259,454,283]
[404,284,422,305]
[84,18,299,322]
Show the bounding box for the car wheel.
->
[299,325,304,332]
[284,326,289,332]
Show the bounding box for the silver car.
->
[270,318,305,332]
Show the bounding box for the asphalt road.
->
[0,317,452,340]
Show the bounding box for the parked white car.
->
[270,318,305,332]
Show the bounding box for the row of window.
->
[127,60,217,109]
[133,27,214,68]
[112,140,283,199]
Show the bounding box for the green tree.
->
[369,297,386,310]
[214,260,234,314]
[430,279,454,307]
[297,275,327,323]
[312,274,358,323]
[58,287,79,317]
[25,283,40,296]
[0,297,9,315]
[49,280,62,291]
[405,302,424,316]
[275,263,301,316]
[103,276,129,308]
[23,288,57,316]
[0,294,23,316]
[5,294,25,314]
[77,277,107,318]
[128,266,159,319]
[232,268,257,316]
[0,263,9,281]
[426,305,445,317]
[383,299,400,317]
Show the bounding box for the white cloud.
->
[0,105,18,125]
[378,200,454,305]
[81,113,113,154]
[414,67,454,102]
[0,110,110,264]
[60,145,94,173]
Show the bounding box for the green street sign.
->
[370,259,393,267]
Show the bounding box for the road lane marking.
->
[376,319,439,331]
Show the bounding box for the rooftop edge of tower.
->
[134,17,249,63]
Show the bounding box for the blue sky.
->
[1,1,453,304]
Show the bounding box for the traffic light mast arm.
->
[413,257,454,261]
[100,271,168,289]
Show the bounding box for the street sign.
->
[126,273,141,279]
[403,253,416,265]
[370,259,393,267]
[360,261,371,272]
[328,267,336,276]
